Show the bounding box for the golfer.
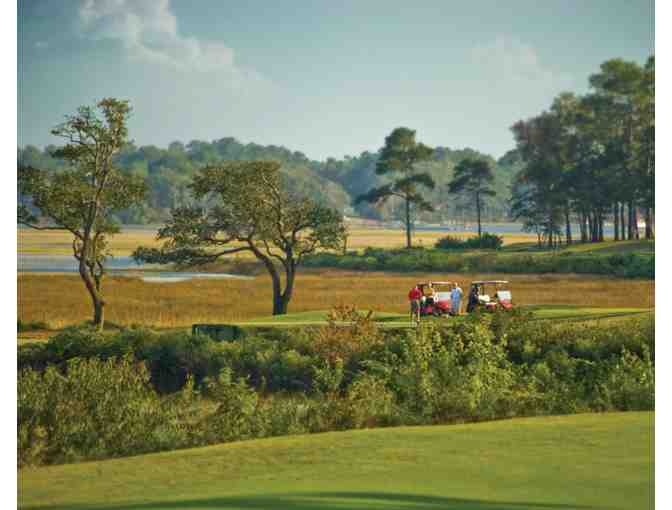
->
[451,282,463,315]
[408,285,422,322]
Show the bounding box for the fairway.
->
[19,412,653,510]
[234,306,652,328]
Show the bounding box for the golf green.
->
[19,412,653,510]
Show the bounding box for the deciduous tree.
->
[18,99,146,330]
[133,161,346,315]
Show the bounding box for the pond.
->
[17,254,252,283]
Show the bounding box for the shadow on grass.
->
[24,492,596,510]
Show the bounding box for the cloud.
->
[78,0,240,74]
[470,36,573,89]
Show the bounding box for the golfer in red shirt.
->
[408,285,422,322]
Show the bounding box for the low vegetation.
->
[435,232,503,250]
[19,310,654,467]
[305,245,654,278]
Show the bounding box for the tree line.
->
[18,136,518,226]
[511,56,654,247]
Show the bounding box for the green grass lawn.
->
[500,239,654,255]
[19,412,654,510]
[235,306,652,329]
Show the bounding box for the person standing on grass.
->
[408,284,422,322]
[451,282,463,315]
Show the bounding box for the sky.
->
[18,0,654,161]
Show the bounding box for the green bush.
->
[435,232,503,250]
[304,247,653,278]
[17,320,49,332]
[18,356,189,466]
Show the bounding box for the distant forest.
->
[17,140,520,225]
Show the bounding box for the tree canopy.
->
[18,98,146,329]
[356,127,435,248]
[447,158,496,240]
[134,161,346,315]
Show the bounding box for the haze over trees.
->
[511,55,654,246]
[18,99,146,330]
[133,161,346,315]
[18,139,519,227]
[355,127,435,248]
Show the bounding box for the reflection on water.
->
[17,254,252,282]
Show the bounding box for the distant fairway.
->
[235,306,652,329]
[19,412,653,510]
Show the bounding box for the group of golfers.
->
[408,282,463,322]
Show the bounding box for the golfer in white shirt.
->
[450,282,463,315]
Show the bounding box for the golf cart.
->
[416,281,455,317]
[467,280,513,313]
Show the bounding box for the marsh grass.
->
[18,227,537,256]
[18,270,654,330]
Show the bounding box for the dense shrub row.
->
[17,319,49,332]
[435,232,504,250]
[18,310,654,466]
[303,248,654,278]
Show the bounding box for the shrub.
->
[435,232,503,250]
[594,347,654,411]
[434,235,465,250]
[18,356,179,466]
[17,313,655,467]
[17,319,49,332]
[199,368,260,443]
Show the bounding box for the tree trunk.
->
[564,206,572,245]
[580,212,587,243]
[79,260,105,331]
[645,208,653,239]
[598,213,604,242]
[93,300,105,328]
[627,201,634,239]
[476,191,482,244]
[590,212,598,243]
[613,203,620,241]
[405,196,412,249]
[619,203,626,241]
[633,207,640,240]
[587,214,594,243]
[277,262,296,316]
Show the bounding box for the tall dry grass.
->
[18,270,654,330]
[18,227,537,257]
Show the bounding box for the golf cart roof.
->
[471,280,509,285]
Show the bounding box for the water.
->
[17,254,252,283]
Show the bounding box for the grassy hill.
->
[19,412,654,510]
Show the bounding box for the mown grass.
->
[18,411,653,510]
[235,307,652,328]
[18,270,654,330]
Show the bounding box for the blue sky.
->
[18,0,654,161]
